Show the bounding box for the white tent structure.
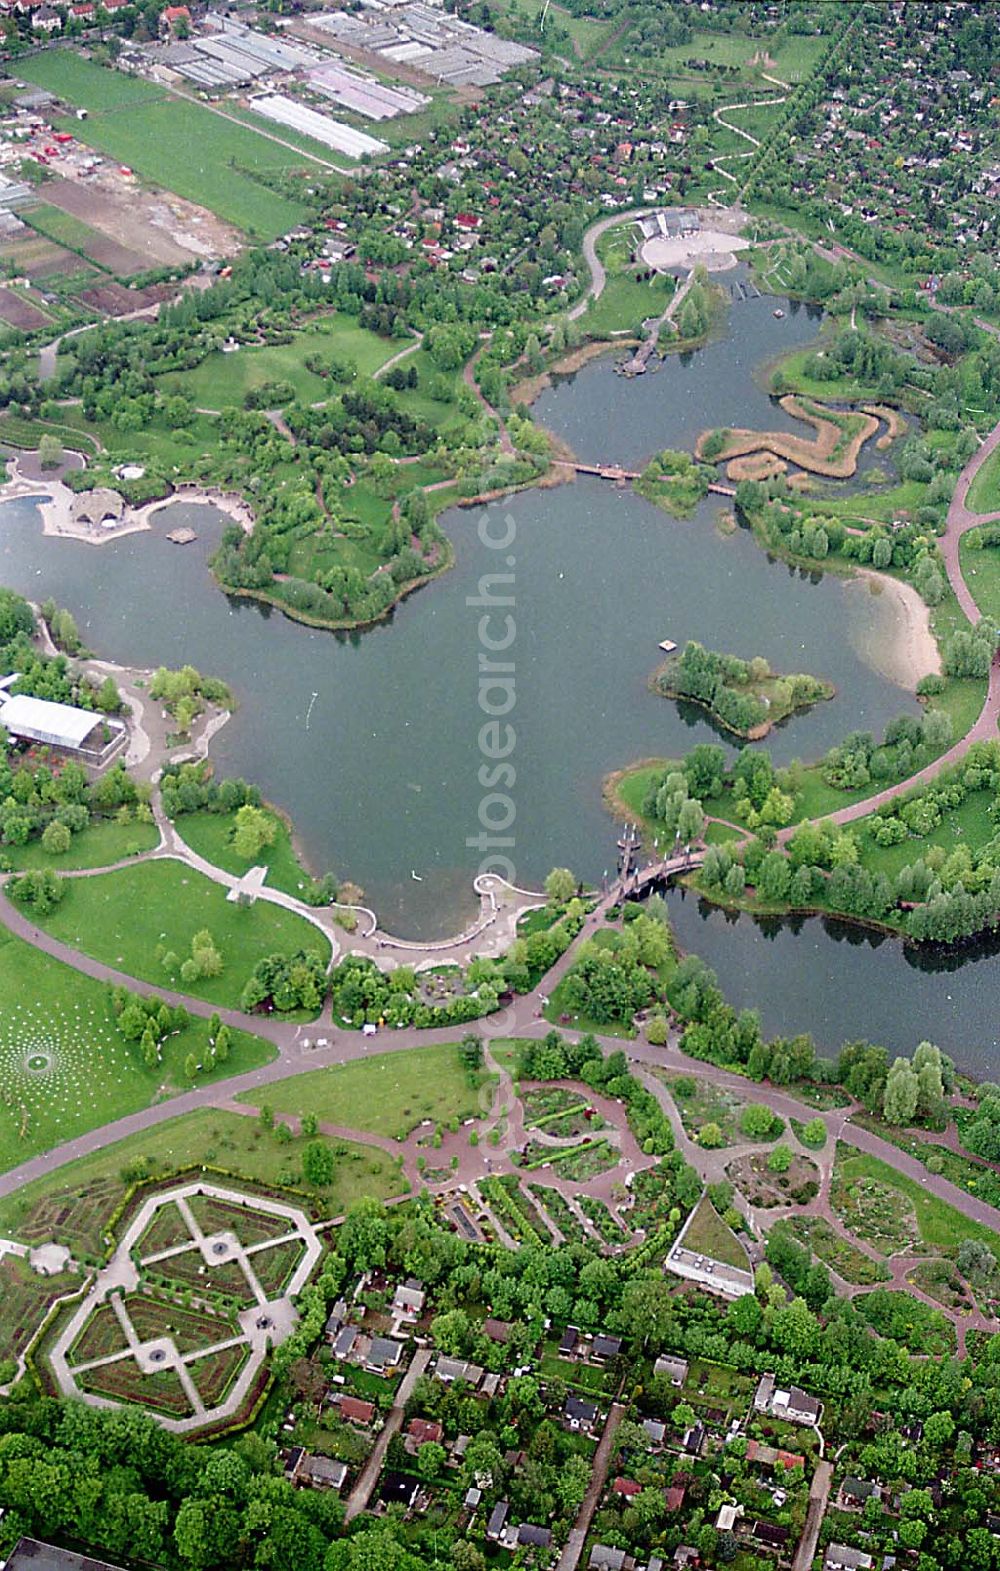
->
[1,693,106,752]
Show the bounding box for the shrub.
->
[739,1103,784,1141]
[800,1117,827,1149]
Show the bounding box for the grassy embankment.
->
[3,817,160,871]
[0,1109,403,1252]
[236,1043,493,1139]
[30,859,331,1012]
[0,931,274,1174]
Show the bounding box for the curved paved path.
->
[569,207,654,321]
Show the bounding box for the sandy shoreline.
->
[0,456,255,544]
[847,568,941,689]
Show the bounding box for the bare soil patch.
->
[0,287,51,330]
[43,176,237,267]
[77,280,173,318]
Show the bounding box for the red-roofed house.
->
[454,213,481,232]
[408,1418,444,1446]
[160,4,190,30]
[613,1478,641,1498]
[665,1485,687,1511]
[336,1396,375,1426]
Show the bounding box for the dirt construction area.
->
[41,175,239,266]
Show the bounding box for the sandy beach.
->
[847,568,942,689]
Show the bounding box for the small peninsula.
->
[654,640,834,740]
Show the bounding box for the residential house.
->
[379,1472,420,1511]
[558,1326,579,1357]
[674,1550,700,1569]
[486,1501,509,1540]
[464,1486,482,1511]
[31,8,62,29]
[407,1418,443,1447]
[664,1485,686,1511]
[682,1423,706,1456]
[391,1281,426,1324]
[518,1524,552,1549]
[654,1356,689,1387]
[590,1549,631,1571]
[839,1478,882,1510]
[565,1395,598,1433]
[824,1549,873,1571]
[482,1317,511,1344]
[434,1356,482,1387]
[753,1373,823,1427]
[297,1455,347,1491]
[334,1395,374,1428]
[716,1504,744,1532]
[325,1300,349,1342]
[613,1478,641,1499]
[160,3,189,29]
[592,1334,622,1363]
[367,1338,405,1376]
[753,1523,791,1551]
[332,1325,360,1362]
[643,1418,666,1450]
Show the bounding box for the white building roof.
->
[0,693,101,749]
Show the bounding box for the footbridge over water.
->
[568,462,735,498]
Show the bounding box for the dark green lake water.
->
[2,284,992,1065]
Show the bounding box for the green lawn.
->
[967,445,1000,515]
[33,858,330,1011]
[237,1043,492,1138]
[583,274,670,339]
[0,930,274,1176]
[15,51,164,110]
[836,1147,1000,1265]
[172,810,315,900]
[3,817,160,872]
[852,787,996,881]
[41,401,228,474]
[38,86,313,239]
[499,0,615,57]
[681,1194,749,1270]
[0,1108,403,1250]
[961,537,1000,623]
[164,320,398,409]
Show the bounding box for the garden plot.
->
[49,1180,324,1433]
[726,1151,819,1208]
[0,287,52,330]
[830,1168,920,1256]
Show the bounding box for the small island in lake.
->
[635,447,711,516]
[654,640,834,739]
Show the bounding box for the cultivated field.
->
[15,53,317,238]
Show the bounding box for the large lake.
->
[3,282,990,1063]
